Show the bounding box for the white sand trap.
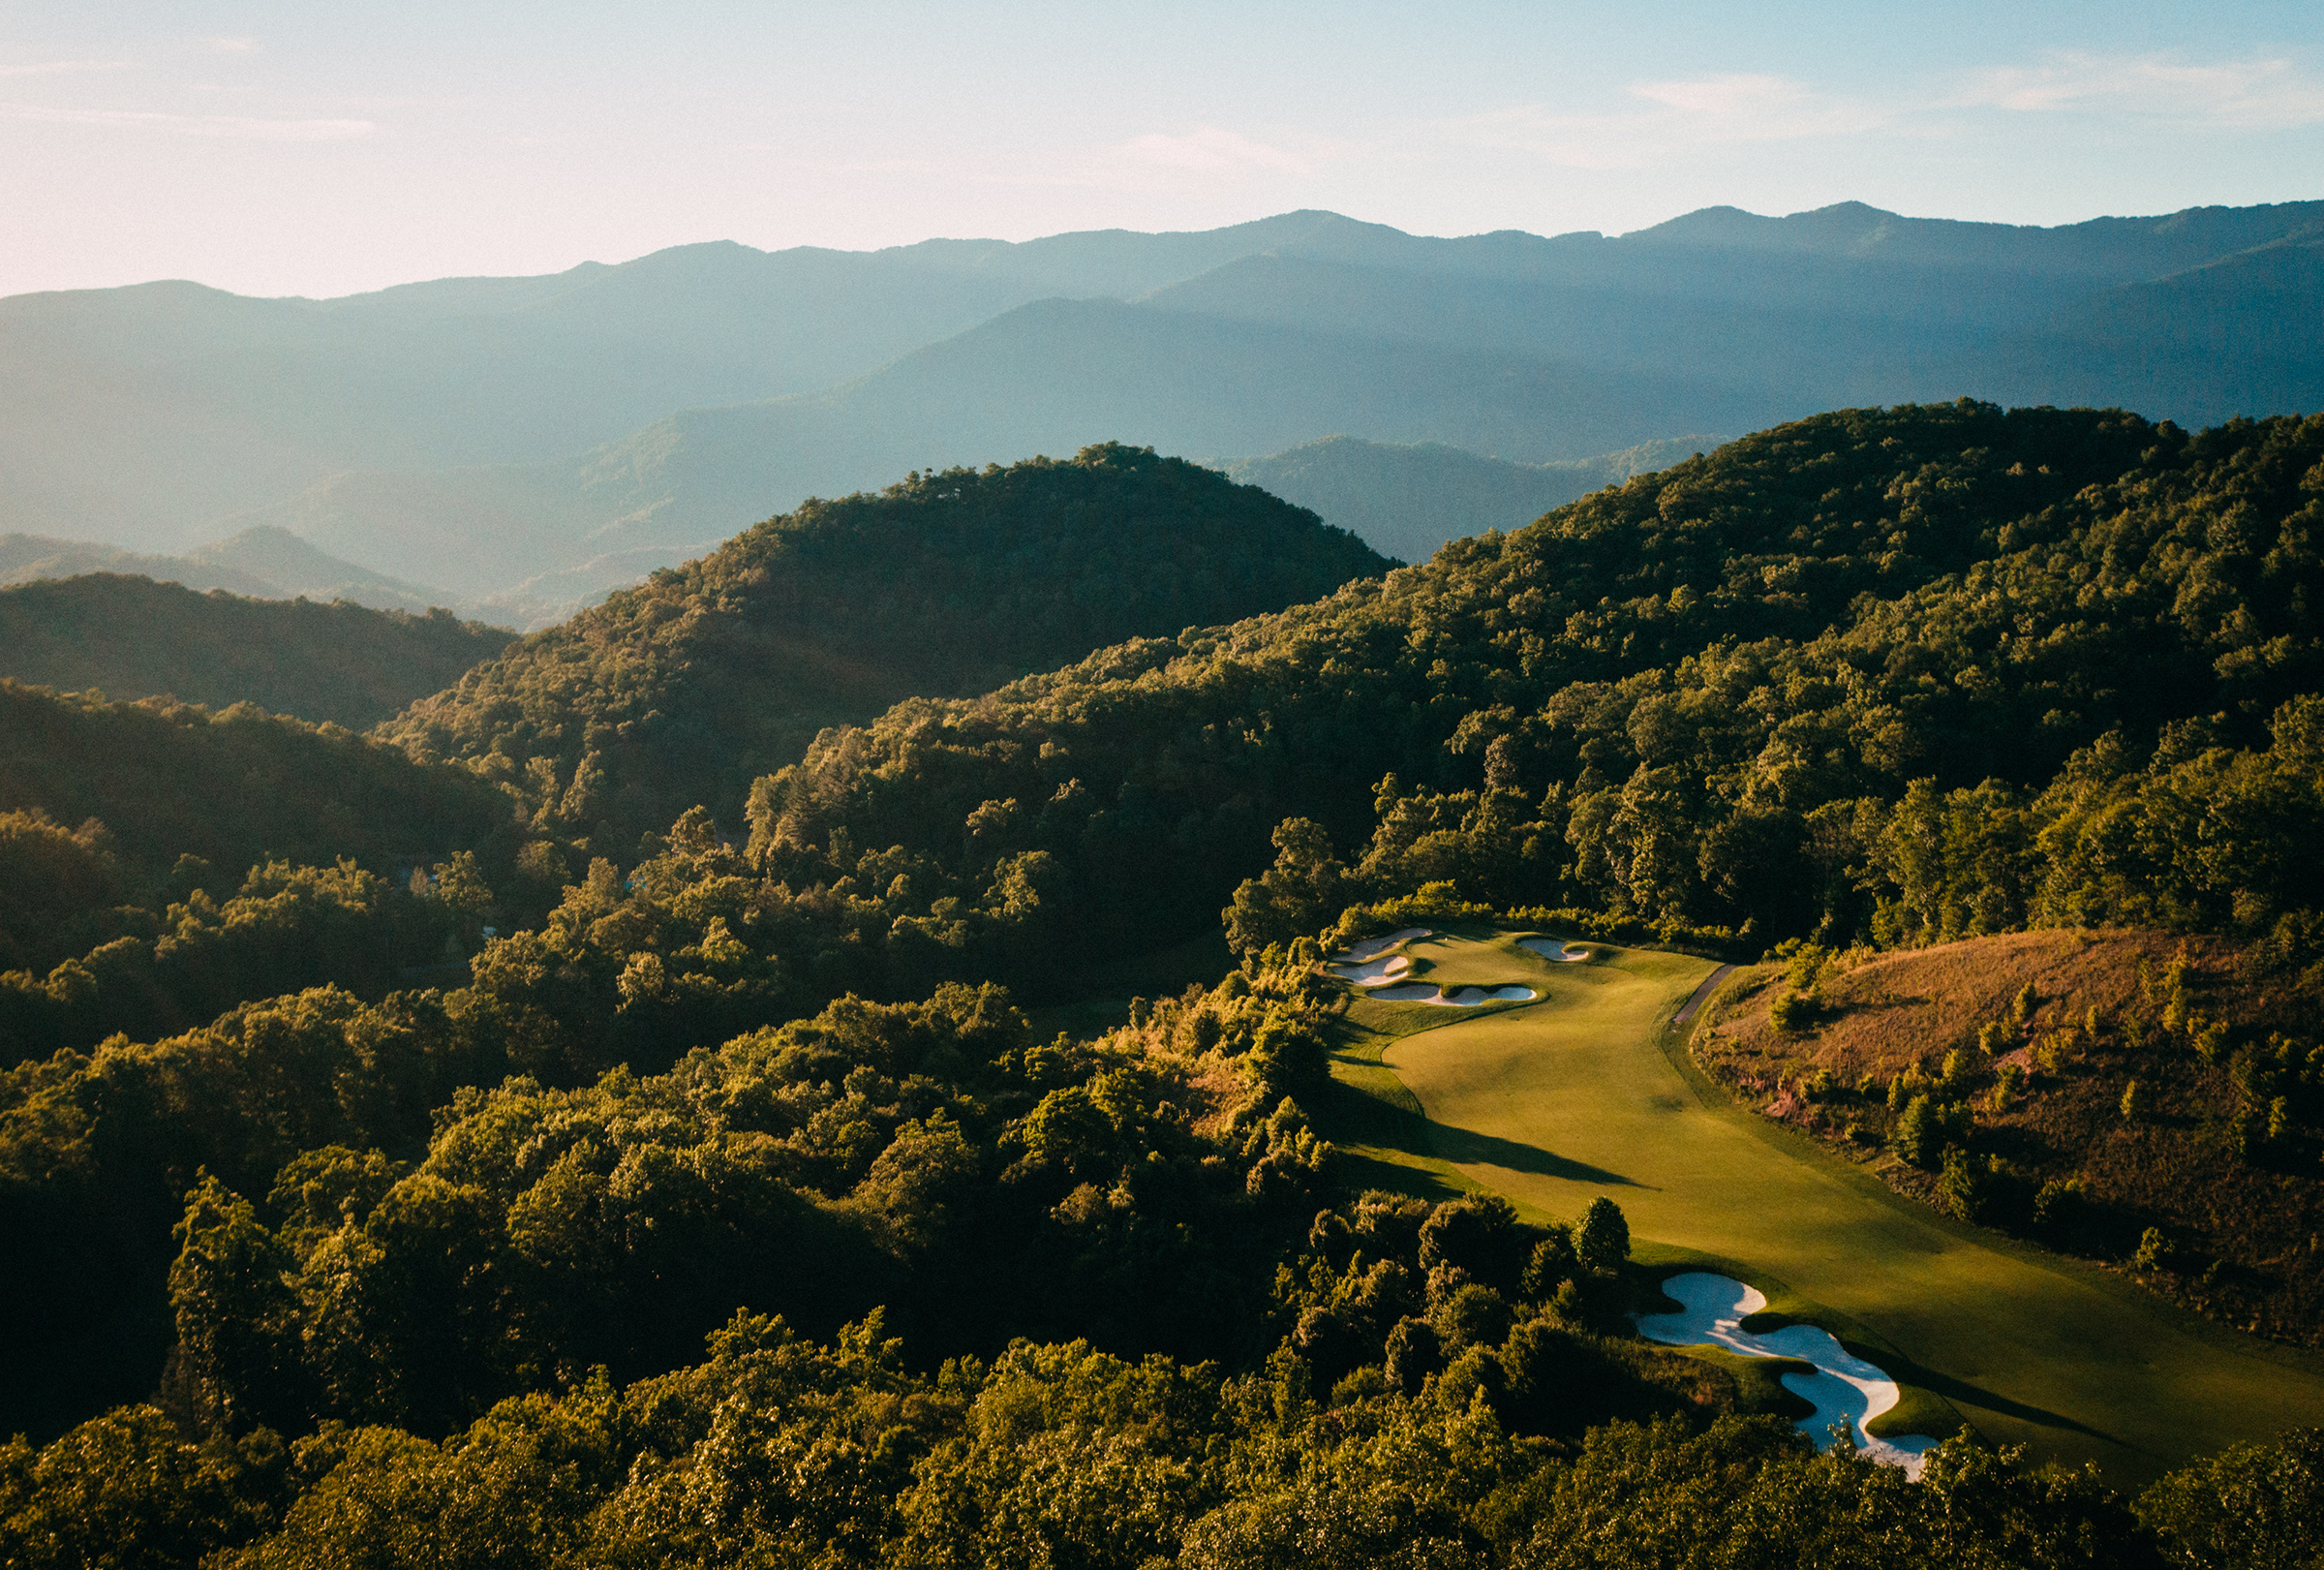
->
[1325,953,1415,986]
[1334,927,1432,965]
[1370,983,1538,1006]
[1634,1273,1941,1478]
[1517,937,1595,963]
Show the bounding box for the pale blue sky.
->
[2,2,2318,297]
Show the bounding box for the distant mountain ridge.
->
[1220,435,1726,564]
[8,200,2321,604]
[0,526,464,614]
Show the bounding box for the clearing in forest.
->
[1316,928,2324,1484]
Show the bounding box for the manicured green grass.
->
[1314,930,2324,1483]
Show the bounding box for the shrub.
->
[1328,1365,1391,1406]
[1549,1278,1587,1326]
[1384,1316,1444,1396]
[1521,1224,1578,1299]
[1432,1282,1514,1350]
[1988,1062,2026,1111]
[2135,1227,2176,1271]
[1939,1147,1998,1224]
[1575,1197,1630,1272]
[1893,1094,1942,1167]
[1768,989,1819,1034]
[2033,1177,2083,1231]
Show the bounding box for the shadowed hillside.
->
[378,443,1389,847]
[0,574,512,727]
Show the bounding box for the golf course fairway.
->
[1321,929,2324,1484]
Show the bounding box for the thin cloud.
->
[1117,127,1313,176]
[0,59,133,77]
[1456,76,1888,169]
[1628,72,1887,138]
[5,104,374,140]
[1958,52,2324,131]
[203,37,260,54]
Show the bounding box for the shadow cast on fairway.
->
[1321,1077,1648,1189]
[1876,1351,2138,1452]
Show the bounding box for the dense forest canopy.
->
[379,443,1387,849]
[5,402,2324,1566]
[0,574,513,728]
[733,402,2324,971]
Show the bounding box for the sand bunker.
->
[1517,937,1594,963]
[1326,953,1415,986]
[1370,983,1538,1006]
[1335,927,1432,964]
[1326,929,1435,986]
[1634,1273,1941,1477]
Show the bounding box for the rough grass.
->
[1316,930,2324,1484]
[1697,929,2324,1345]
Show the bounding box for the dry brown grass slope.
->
[1696,930,2324,1344]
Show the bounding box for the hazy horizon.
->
[4,0,2319,299]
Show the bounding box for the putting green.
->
[1320,929,2324,1483]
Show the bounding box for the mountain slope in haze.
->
[14,200,2324,592]
[0,526,463,613]
[250,296,1761,595]
[245,200,2324,598]
[0,212,1411,551]
[1222,434,1726,563]
[378,443,1389,847]
[0,575,515,727]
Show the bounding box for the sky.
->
[1,1,2319,299]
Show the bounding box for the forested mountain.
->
[1223,434,1722,564]
[11,201,2323,603]
[0,681,543,992]
[710,402,2321,977]
[377,444,1387,847]
[6,400,2324,1566]
[0,575,512,726]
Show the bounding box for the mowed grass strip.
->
[1324,930,2324,1484]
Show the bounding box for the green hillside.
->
[0,573,512,727]
[7,400,2324,1567]
[377,443,1389,849]
[741,401,2324,971]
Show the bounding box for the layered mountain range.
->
[6,200,2319,618]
